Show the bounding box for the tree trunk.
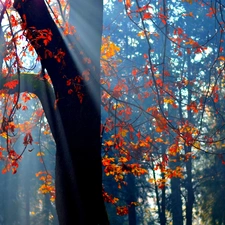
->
[171,177,183,225]
[184,146,194,225]
[160,172,166,225]
[13,0,109,224]
[185,55,194,225]
[127,175,137,225]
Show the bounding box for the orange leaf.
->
[125,0,131,8]
[2,167,7,174]
[218,56,225,61]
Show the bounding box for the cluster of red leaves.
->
[2,150,21,175]
[27,28,53,47]
[3,79,19,89]
[116,206,129,216]
[102,189,119,204]
[23,132,33,146]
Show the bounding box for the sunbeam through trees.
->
[0,0,224,224]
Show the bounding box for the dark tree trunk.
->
[13,0,109,224]
[185,56,194,225]
[184,146,194,225]
[169,147,183,223]
[126,175,137,225]
[160,172,166,225]
[171,177,183,225]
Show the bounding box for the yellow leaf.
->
[216,141,221,149]
[121,129,129,137]
[137,31,145,37]
[193,141,200,150]
[37,152,45,156]
[101,37,120,60]
[148,178,155,183]
[164,98,174,104]
[112,103,123,110]
[1,132,7,139]
[182,0,192,4]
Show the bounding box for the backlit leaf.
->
[4,79,19,89]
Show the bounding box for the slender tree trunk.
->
[127,175,137,225]
[184,146,194,225]
[171,176,183,225]
[170,104,183,225]
[170,154,183,225]
[185,56,194,225]
[161,172,166,225]
[14,0,109,224]
[151,161,166,225]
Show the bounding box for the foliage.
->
[0,0,225,224]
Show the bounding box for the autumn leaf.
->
[10,15,18,27]
[143,12,152,20]
[102,190,119,204]
[116,206,129,216]
[206,7,216,18]
[218,56,225,61]
[104,140,114,147]
[120,129,129,137]
[23,132,33,145]
[187,101,198,113]
[137,31,145,37]
[155,138,164,143]
[182,0,192,4]
[118,157,128,163]
[136,130,141,139]
[193,141,200,150]
[125,0,131,8]
[101,36,120,60]
[131,68,138,76]
[2,167,8,174]
[168,143,180,156]
[143,53,148,59]
[37,152,45,156]
[4,79,19,89]
[164,98,174,105]
[102,156,115,166]
[158,13,167,25]
[1,132,7,139]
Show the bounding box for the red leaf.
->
[4,79,19,89]
[23,133,33,146]
[143,12,152,20]
[132,68,138,76]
